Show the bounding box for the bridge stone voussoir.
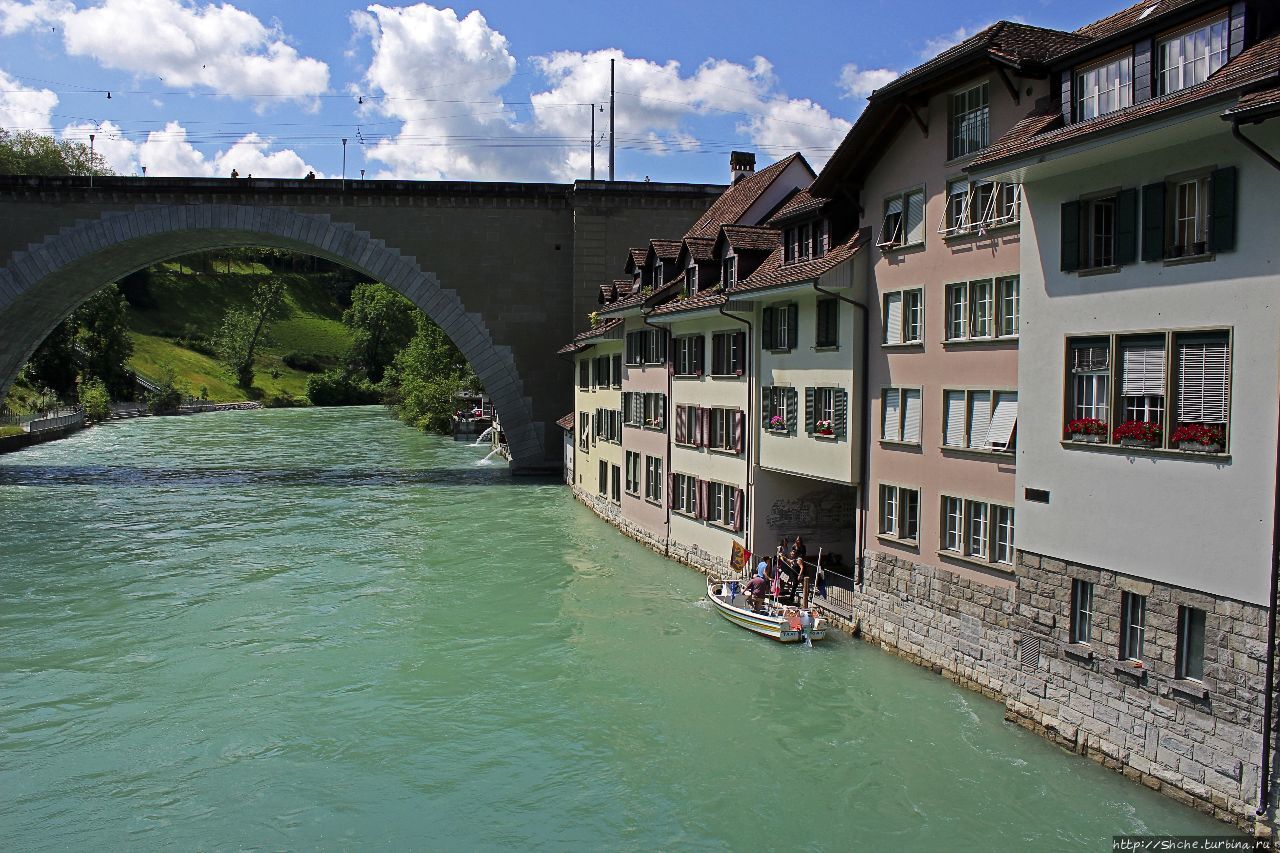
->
[380,261,413,291]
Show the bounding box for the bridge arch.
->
[0,204,544,466]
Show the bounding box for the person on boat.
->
[792,536,808,562]
[756,559,769,579]
[790,555,812,600]
[744,573,768,610]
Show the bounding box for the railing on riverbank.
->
[0,406,85,433]
[815,566,856,620]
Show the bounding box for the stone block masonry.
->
[573,482,1279,839]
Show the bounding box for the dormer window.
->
[723,255,737,288]
[1159,16,1229,95]
[1077,54,1133,121]
[686,264,699,296]
[654,261,664,287]
[812,220,827,259]
[948,82,989,160]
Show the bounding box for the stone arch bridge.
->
[0,176,720,472]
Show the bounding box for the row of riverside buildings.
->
[555,0,1280,834]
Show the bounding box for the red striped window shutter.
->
[733,410,745,453]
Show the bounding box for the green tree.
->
[213,280,286,388]
[342,283,418,384]
[0,129,110,176]
[74,286,134,396]
[146,365,184,414]
[383,314,471,433]
[79,378,110,422]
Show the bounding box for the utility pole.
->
[589,103,596,180]
[609,58,615,182]
[88,133,95,189]
[341,138,348,191]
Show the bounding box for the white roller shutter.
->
[944,391,966,447]
[905,191,925,244]
[882,389,901,441]
[1121,343,1166,396]
[984,392,1018,449]
[1177,339,1230,423]
[884,292,903,344]
[967,391,991,449]
[903,389,922,444]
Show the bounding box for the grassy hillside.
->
[125,261,356,403]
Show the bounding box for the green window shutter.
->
[786,387,798,435]
[762,307,775,349]
[786,305,799,350]
[735,331,747,375]
[1115,188,1138,266]
[762,384,771,425]
[1141,182,1166,262]
[805,387,816,434]
[835,389,848,439]
[1060,200,1081,272]
[694,335,705,375]
[1210,166,1237,253]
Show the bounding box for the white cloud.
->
[1,0,328,107]
[60,119,320,178]
[0,67,57,130]
[838,65,898,100]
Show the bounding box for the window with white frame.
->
[625,450,641,495]
[949,82,989,159]
[812,220,827,259]
[1159,17,1229,95]
[672,473,697,515]
[940,179,1023,237]
[673,335,703,377]
[644,455,663,503]
[626,329,667,366]
[941,495,1013,565]
[611,354,622,389]
[722,255,737,288]
[642,393,666,429]
[653,261,664,287]
[763,303,797,351]
[765,386,793,433]
[578,360,589,390]
[1085,195,1117,268]
[1121,592,1147,662]
[943,389,1017,451]
[815,388,835,428]
[1077,54,1133,120]
[579,411,589,452]
[883,289,923,345]
[686,264,699,296]
[708,481,735,527]
[708,407,732,451]
[1065,331,1230,451]
[598,459,608,495]
[610,463,621,503]
[1176,606,1206,681]
[879,187,925,249]
[1172,174,1210,255]
[711,330,746,375]
[878,484,919,542]
[1070,578,1094,644]
[945,278,1019,341]
[881,387,922,444]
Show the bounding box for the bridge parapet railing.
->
[25,407,85,433]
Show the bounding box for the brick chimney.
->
[730,151,756,184]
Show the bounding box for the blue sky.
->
[0,0,1129,183]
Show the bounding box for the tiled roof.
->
[874,22,1087,100]
[766,187,828,226]
[627,247,648,269]
[598,290,646,316]
[720,224,781,253]
[649,239,683,261]
[556,412,575,431]
[683,236,715,261]
[683,153,813,239]
[1075,0,1202,42]
[556,316,624,353]
[649,287,726,318]
[598,278,635,305]
[1223,84,1280,119]
[729,227,870,295]
[972,33,1280,169]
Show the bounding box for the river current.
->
[0,407,1224,850]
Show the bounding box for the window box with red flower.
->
[767,414,786,433]
[1171,424,1223,453]
[815,419,835,437]
[1113,420,1162,448]
[1065,418,1107,443]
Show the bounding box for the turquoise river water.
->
[0,407,1226,850]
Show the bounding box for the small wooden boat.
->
[706,578,827,643]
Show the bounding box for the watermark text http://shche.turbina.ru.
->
[1113,837,1271,851]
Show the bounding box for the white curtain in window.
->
[903,389,922,444]
[884,293,903,344]
[882,389,901,440]
[968,391,992,449]
[984,392,1018,448]
[1177,340,1230,423]
[1121,344,1166,396]
[944,391,966,447]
